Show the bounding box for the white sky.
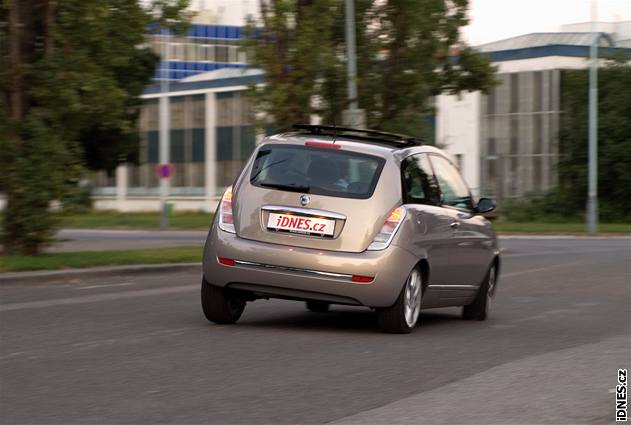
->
[462,0,631,45]
[190,0,631,45]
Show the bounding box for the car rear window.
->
[250,144,386,199]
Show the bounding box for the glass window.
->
[401,154,440,205]
[216,45,228,62]
[250,144,386,200]
[430,155,472,210]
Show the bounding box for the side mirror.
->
[476,198,496,214]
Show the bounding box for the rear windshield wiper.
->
[257,182,311,193]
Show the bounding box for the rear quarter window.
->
[250,144,386,199]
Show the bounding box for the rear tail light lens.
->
[351,275,374,283]
[367,206,406,251]
[218,186,236,233]
[217,257,235,266]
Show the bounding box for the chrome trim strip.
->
[261,205,347,220]
[428,284,478,290]
[233,260,354,281]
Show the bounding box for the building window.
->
[132,94,206,193]
[510,73,519,113]
[215,91,255,194]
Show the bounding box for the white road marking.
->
[501,260,585,278]
[76,282,135,290]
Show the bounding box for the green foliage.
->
[501,190,581,223]
[559,62,631,221]
[59,185,93,214]
[244,0,340,130]
[244,0,497,137]
[0,0,190,254]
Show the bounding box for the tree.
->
[0,0,190,254]
[559,61,631,221]
[244,0,497,137]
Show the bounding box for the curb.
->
[0,263,202,285]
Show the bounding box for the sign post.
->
[156,163,173,228]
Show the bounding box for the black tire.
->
[462,265,496,321]
[377,268,422,334]
[305,301,330,312]
[201,278,245,324]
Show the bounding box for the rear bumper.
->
[202,225,418,308]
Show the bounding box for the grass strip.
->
[0,246,202,272]
[59,211,212,230]
[493,221,631,234]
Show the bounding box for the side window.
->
[401,154,440,205]
[429,155,473,210]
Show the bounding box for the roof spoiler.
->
[291,124,422,147]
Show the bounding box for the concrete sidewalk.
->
[333,335,629,424]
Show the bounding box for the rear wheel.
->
[201,278,245,324]
[377,267,422,334]
[462,264,496,321]
[305,301,330,312]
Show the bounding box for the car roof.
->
[262,131,451,162]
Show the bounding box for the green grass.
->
[0,246,202,272]
[493,221,631,234]
[59,211,213,230]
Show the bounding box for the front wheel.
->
[377,267,422,334]
[462,264,497,321]
[201,278,245,324]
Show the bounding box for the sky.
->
[190,0,631,46]
[462,0,631,45]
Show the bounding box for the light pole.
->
[342,0,365,129]
[586,31,608,234]
[159,28,171,229]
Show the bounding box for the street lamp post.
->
[342,0,365,129]
[159,28,171,229]
[586,32,600,234]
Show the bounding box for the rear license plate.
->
[267,213,335,237]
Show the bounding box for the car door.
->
[428,154,494,288]
[399,154,454,306]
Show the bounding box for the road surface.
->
[1,238,629,424]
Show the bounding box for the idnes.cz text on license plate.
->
[267,213,335,237]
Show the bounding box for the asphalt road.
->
[1,238,630,424]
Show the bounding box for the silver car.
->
[202,125,500,333]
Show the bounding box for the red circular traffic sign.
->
[155,163,174,179]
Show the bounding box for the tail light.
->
[367,206,406,251]
[218,186,235,233]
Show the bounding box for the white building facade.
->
[91,68,264,212]
[437,22,631,200]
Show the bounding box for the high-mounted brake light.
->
[218,186,236,233]
[305,140,341,150]
[367,206,406,251]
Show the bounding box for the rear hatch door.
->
[233,142,400,253]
